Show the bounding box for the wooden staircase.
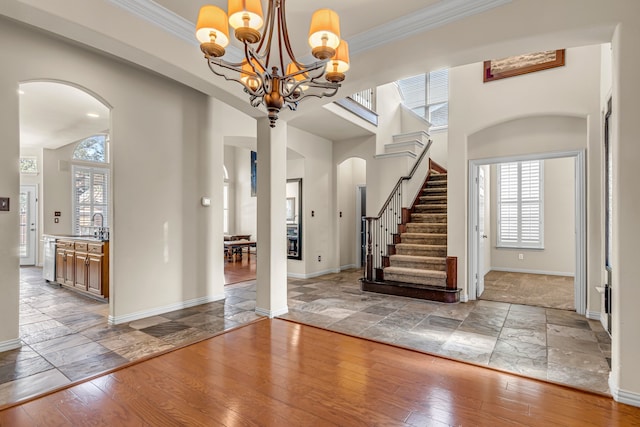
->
[362,164,460,303]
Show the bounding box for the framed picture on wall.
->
[483,49,565,82]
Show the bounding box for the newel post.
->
[366,217,373,281]
[446,256,457,290]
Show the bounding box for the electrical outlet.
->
[317,255,321,262]
[518,253,524,260]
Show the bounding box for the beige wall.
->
[287,126,337,277]
[490,157,575,275]
[0,17,226,332]
[448,44,602,309]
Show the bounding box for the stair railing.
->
[364,139,433,282]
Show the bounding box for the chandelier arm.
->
[276,8,287,77]
[255,0,274,54]
[279,0,303,69]
[208,59,265,97]
[262,0,278,68]
[285,86,340,105]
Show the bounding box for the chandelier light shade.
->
[196,0,350,127]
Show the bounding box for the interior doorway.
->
[19,184,37,266]
[468,150,586,314]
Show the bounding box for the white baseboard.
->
[586,311,601,320]
[255,306,289,318]
[0,338,21,352]
[610,374,640,407]
[340,264,357,271]
[460,294,469,303]
[108,293,225,325]
[287,268,341,279]
[489,267,575,277]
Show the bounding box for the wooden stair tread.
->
[395,243,446,249]
[400,233,447,238]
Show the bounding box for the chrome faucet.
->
[92,213,108,240]
[92,213,104,227]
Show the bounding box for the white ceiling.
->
[19,81,110,149]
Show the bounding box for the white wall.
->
[223,145,236,234]
[287,126,337,277]
[490,157,575,275]
[447,45,602,312]
[337,157,366,269]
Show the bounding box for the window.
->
[20,157,38,174]
[497,160,543,248]
[223,165,229,234]
[73,134,108,163]
[72,165,109,235]
[396,69,449,129]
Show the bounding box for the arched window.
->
[73,134,108,163]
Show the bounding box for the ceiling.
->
[4,0,616,146]
[19,81,110,150]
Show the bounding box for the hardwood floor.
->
[224,254,256,285]
[1,319,638,426]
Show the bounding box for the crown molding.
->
[109,0,511,60]
[348,0,513,55]
[106,0,243,62]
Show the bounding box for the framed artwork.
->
[286,197,295,222]
[483,49,565,82]
[250,150,257,197]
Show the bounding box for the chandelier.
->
[196,0,350,127]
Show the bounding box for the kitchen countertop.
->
[44,234,108,242]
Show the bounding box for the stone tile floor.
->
[279,269,612,394]
[1,267,611,407]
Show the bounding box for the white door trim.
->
[468,150,587,315]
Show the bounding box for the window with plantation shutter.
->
[72,165,109,235]
[497,160,543,248]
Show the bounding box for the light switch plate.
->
[0,197,9,211]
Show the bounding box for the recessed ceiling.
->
[19,81,110,149]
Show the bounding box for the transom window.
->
[73,134,108,163]
[19,157,38,174]
[497,160,544,248]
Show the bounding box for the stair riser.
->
[401,235,447,245]
[383,273,446,287]
[406,224,447,233]
[414,206,447,213]
[418,197,446,204]
[397,247,447,257]
[429,176,448,182]
[422,189,447,195]
[410,214,447,223]
[427,182,447,188]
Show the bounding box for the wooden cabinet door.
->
[74,252,88,290]
[87,254,103,296]
[55,248,66,284]
[64,249,76,286]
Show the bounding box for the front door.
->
[19,185,37,266]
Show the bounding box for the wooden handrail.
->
[365,138,433,220]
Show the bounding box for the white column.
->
[255,117,288,317]
[610,20,640,406]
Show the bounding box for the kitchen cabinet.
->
[55,238,109,299]
[55,240,76,286]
